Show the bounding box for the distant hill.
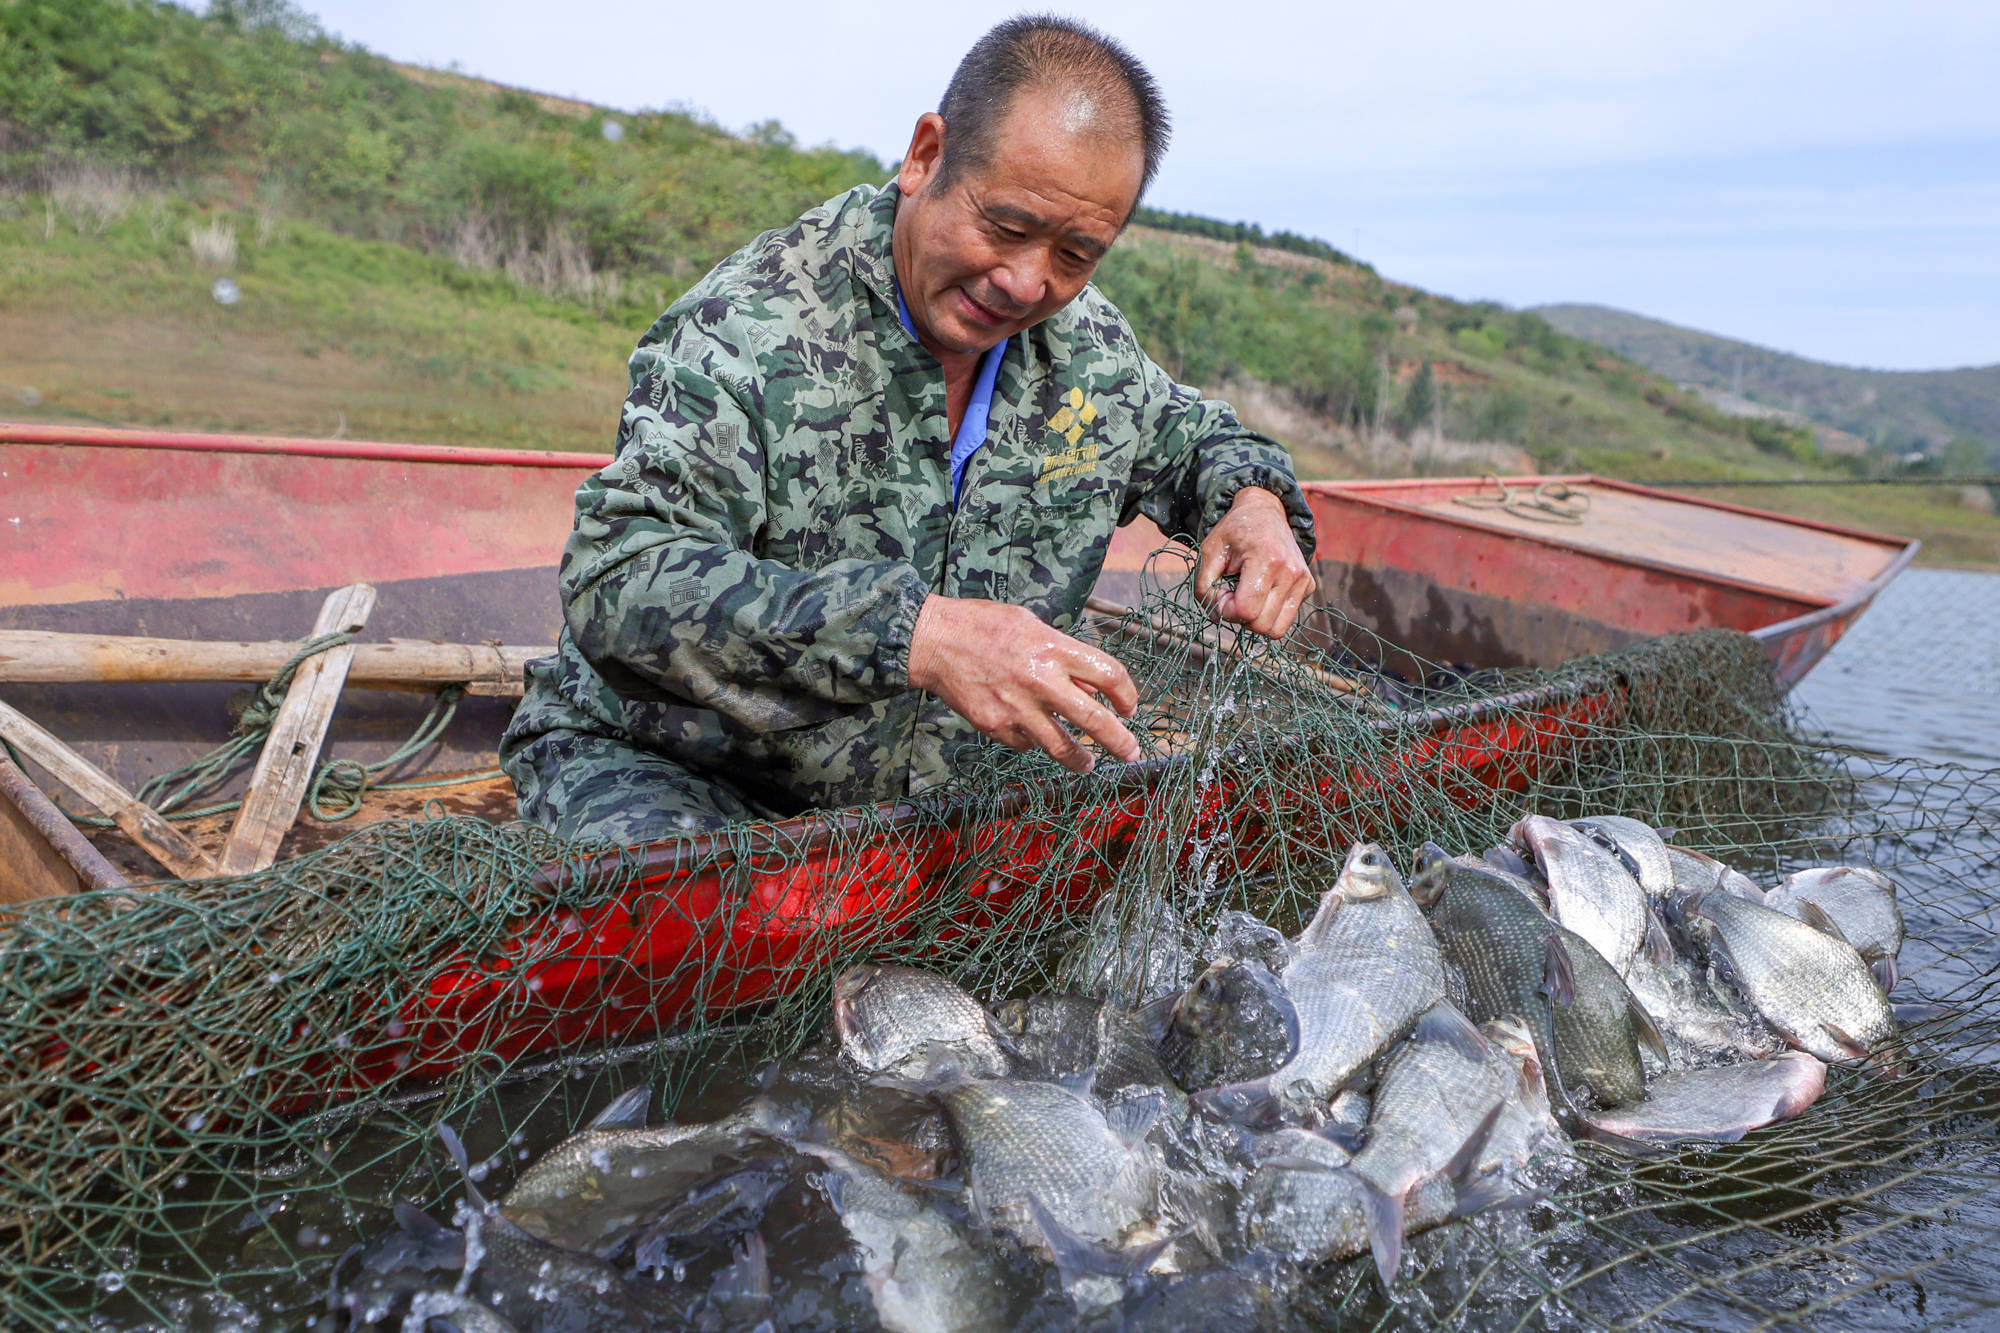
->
[1534,304,2000,455]
[3,0,1997,565]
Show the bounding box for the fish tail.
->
[1357,1176,1407,1289]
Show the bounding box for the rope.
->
[65,635,485,828]
[1451,474,1592,523]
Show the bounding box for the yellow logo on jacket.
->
[1040,386,1100,482]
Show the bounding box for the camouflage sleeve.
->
[558,317,930,733]
[1120,348,1316,562]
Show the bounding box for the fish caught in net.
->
[2,583,1998,1331]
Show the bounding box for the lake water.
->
[1793,567,2000,768]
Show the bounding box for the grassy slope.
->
[2,0,1994,565]
[1535,302,2000,452]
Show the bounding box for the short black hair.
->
[935,15,1170,202]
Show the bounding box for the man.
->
[501,16,1317,842]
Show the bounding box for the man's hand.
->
[907,596,1141,774]
[1193,486,1314,639]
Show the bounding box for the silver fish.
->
[936,1078,1164,1275]
[799,1142,1017,1333]
[1584,1051,1826,1146]
[1766,866,1904,993]
[1158,956,1299,1093]
[1572,815,1675,900]
[1663,844,1766,904]
[1345,1003,1512,1284]
[1516,814,1652,975]
[498,1091,800,1258]
[989,993,1102,1080]
[1238,1128,1456,1267]
[1476,1016,1568,1172]
[1687,890,1898,1065]
[832,964,1012,1079]
[1196,844,1445,1126]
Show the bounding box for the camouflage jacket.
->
[504,183,1315,815]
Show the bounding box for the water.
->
[1794,568,2000,768]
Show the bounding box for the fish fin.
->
[1626,995,1670,1066]
[1483,844,1534,879]
[434,1123,491,1216]
[1104,1089,1162,1148]
[1542,933,1576,1007]
[632,1214,678,1275]
[1190,1078,1276,1127]
[1654,825,1677,842]
[1642,909,1675,970]
[1576,1117,1675,1156]
[1298,891,1343,948]
[1795,899,1851,946]
[1133,991,1179,1048]
[585,1086,650,1132]
[1356,1177,1406,1288]
[1873,957,1900,995]
[1413,1002,1490,1063]
[393,1202,454,1243]
[1055,1067,1097,1098]
[1820,1023,1871,1060]
[1442,1100,1506,1184]
[1025,1194,1166,1292]
[1450,1169,1539,1218]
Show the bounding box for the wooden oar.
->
[216,584,376,877]
[0,631,538,696]
[0,697,217,880]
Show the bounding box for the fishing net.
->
[3,565,1997,1331]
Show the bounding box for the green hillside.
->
[3,0,1996,566]
[1535,303,2000,458]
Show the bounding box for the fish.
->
[498,1091,802,1259]
[1238,1128,1454,1267]
[1344,1003,1513,1284]
[1416,855,1659,1115]
[1195,844,1445,1126]
[833,964,1014,1079]
[432,1124,691,1333]
[1157,956,1299,1093]
[797,1142,1017,1333]
[1058,890,1202,1007]
[336,1203,466,1327]
[989,993,1102,1080]
[1571,815,1676,901]
[1515,814,1655,975]
[1685,889,1899,1065]
[1476,1016,1568,1172]
[1663,844,1766,904]
[1582,1051,1828,1147]
[934,1077,1166,1306]
[1766,866,1904,993]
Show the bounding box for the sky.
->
[302,0,2000,372]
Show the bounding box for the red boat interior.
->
[0,426,1916,887]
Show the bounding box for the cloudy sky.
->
[304,0,2000,371]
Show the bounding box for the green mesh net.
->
[3,580,1997,1331]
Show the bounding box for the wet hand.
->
[1194,486,1313,639]
[907,596,1141,774]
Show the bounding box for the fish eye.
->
[1360,851,1381,867]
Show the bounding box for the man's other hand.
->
[1193,486,1314,639]
[907,597,1141,774]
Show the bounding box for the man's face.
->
[893,87,1144,358]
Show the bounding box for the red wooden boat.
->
[0,423,1918,1096]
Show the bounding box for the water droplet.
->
[95,1271,125,1293]
[601,119,624,142]
[264,971,282,986]
[172,1175,188,1189]
[386,1018,407,1038]
[629,1164,646,1179]
[671,1261,686,1283]
[211,277,241,305]
[509,1131,525,1146]
[333,1032,351,1049]
[297,1225,323,1248]
[183,1112,207,1132]
[526,976,543,993]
